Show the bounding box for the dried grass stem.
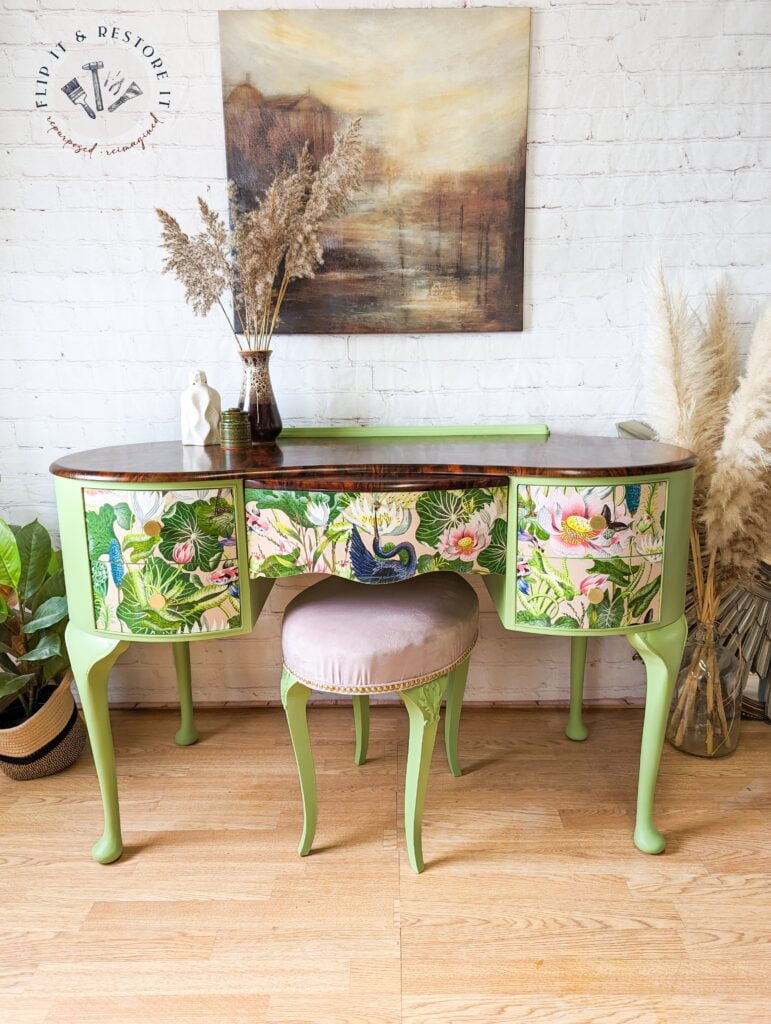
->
[156,119,364,350]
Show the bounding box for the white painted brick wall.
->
[1,0,769,706]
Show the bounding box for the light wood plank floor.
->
[0,708,768,1024]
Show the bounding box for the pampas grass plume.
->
[704,303,771,571]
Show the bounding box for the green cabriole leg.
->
[444,656,470,777]
[281,669,317,857]
[565,635,589,742]
[628,615,688,855]
[352,695,369,766]
[172,642,198,746]
[400,676,447,874]
[66,623,129,864]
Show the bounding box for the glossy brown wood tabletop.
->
[50,434,697,487]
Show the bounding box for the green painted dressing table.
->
[50,425,696,864]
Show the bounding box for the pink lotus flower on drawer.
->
[579,573,609,604]
[439,524,490,562]
[172,540,195,564]
[537,492,625,557]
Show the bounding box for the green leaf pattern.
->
[0,518,21,589]
[83,488,241,636]
[17,522,52,603]
[246,487,507,583]
[515,482,667,629]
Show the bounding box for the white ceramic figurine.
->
[180,370,221,446]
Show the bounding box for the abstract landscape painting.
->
[218,9,530,334]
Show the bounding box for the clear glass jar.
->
[667,623,742,757]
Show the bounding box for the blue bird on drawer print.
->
[108,538,125,586]
[625,484,641,515]
[349,520,418,584]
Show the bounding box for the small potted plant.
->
[0,517,83,780]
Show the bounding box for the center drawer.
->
[244,486,508,582]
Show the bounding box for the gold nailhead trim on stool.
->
[283,634,478,694]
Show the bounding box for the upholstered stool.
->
[280,572,479,872]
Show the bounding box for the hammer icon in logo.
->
[82,61,104,112]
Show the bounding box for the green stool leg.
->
[66,624,129,865]
[400,676,447,874]
[281,669,317,857]
[566,635,589,742]
[628,615,687,855]
[173,641,198,747]
[444,656,470,777]
[352,695,369,766]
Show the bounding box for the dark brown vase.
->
[238,349,282,444]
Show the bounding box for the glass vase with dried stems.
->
[668,542,741,757]
[646,271,771,757]
[156,119,364,442]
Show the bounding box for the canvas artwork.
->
[218,8,530,334]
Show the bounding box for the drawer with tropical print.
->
[514,481,667,630]
[245,487,508,583]
[83,488,241,636]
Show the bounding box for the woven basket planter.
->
[0,674,86,781]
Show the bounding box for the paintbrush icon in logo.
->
[61,78,96,119]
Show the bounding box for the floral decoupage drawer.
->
[515,481,667,630]
[83,488,241,636]
[245,487,508,583]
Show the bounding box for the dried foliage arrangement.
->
[646,270,771,753]
[156,119,364,350]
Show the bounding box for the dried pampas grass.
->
[156,119,364,350]
[704,304,771,571]
[648,273,770,755]
[647,271,737,507]
[647,271,770,598]
[647,268,698,454]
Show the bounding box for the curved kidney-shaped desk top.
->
[51,426,696,865]
[51,430,696,483]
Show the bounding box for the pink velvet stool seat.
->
[282,573,479,693]
[279,572,479,872]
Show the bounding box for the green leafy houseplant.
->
[0,517,69,726]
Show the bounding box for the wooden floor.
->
[1,707,769,1024]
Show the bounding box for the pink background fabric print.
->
[515,482,667,629]
[245,487,508,583]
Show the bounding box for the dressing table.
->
[51,425,696,863]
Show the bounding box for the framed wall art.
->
[218,8,531,334]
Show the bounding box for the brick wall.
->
[2,0,769,706]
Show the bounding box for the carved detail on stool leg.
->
[444,656,470,777]
[352,695,370,766]
[400,676,447,873]
[406,678,444,725]
[281,669,317,857]
[628,615,687,854]
[173,642,198,746]
[66,623,129,864]
[566,635,589,742]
